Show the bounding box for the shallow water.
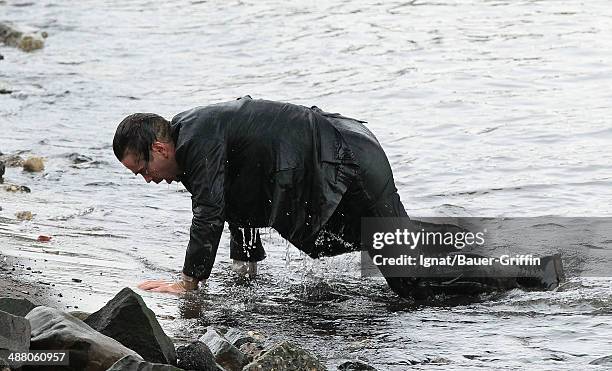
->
[1,0,612,369]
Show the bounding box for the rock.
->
[4,184,30,192]
[84,287,176,365]
[15,211,33,220]
[26,306,141,371]
[176,341,221,371]
[198,326,248,371]
[239,342,264,362]
[1,154,24,167]
[338,360,377,370]
[0,309,31,352]
[23,156,44,172]
[67,153,93,164]
[0,23,46,52]
[0,297,37,316]
[590,355,612,365]
[224,328,258,348]
[69,310,91,321]
[106,355,184,371]
[243,341,326,371]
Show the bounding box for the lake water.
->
[1,0,612,369]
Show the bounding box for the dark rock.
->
[338,360,377,370]
[0,297,37,316]
[243,341,326,371]
[198,326,248,371]
[68,310,90,321]
[0,309,30,352]
[26,306,141,371]
[239,342,265,362]
[67,153,93,164]
[106,355,184,370]
[176,341,221,371]
[590,355,612,365]
[84,287,176,365]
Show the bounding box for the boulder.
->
[23,156,44,172]
[0,297,37,317]
[0,309,30,352]
[590,355,612,365]
[176,341,222,371]
[26,306,141,371]
[198,326,248,371]
[338,360,377,370]
[243,341,326,371]
[1,154,24,167]
[84,287,176,365]
[106,355,184,371]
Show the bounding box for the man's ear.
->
[151,141,166,156]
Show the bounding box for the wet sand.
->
[0,252,62,308]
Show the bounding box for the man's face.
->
[121,142,179,184]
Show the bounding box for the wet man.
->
[113,96,563,298]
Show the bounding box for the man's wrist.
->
[181,273,200,290]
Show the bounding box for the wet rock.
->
[4,184,30,192]
[0,161,4,180]
[176,341,222,371]
[26,306,141,371]
[243,341,326,371]
[0,309,31,352]
[69,310,90,321]
[106,355,184,370]
[198,326,248,371]
[1,154,24,167]
[0,84,9,94]
[23,156,44,172]
[239,342,265,362]
[67,152,93,164]
[0,23,46,52]
[224,328,259,348]
[338,360,377,370]
[590,355,612,365]
[0,297,37,316]
[15,211,33,220]
[84,287,177,365]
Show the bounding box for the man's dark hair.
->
[113,113,172,162]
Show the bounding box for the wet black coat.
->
[172,96,383,280]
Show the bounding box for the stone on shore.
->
[0,297,37,317]
[176,341,222,371]
[590,355,612,365]
[84,287,177,365]
[106,355,184,371]
[0,309,31,352]
[0,23,46,52]
[16,211,33,221]
[243,341,327,371]
[198,326,248,371]
[26,306,141,371]
[338,360,377,370]
[23,156,44,172]
[1,154,25,167]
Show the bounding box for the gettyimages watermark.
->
[361,217,611,278]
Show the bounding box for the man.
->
[114,96,563,298]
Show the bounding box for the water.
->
[1,0,612,369]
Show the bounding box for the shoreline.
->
[0,252,62,308]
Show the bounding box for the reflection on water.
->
[2,0,612,369]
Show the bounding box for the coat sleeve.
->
[180,137,226,280]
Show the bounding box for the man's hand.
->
[137,274,201,294]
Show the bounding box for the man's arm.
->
[139,138,226,294]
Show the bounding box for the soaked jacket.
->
[172,96,383,280]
